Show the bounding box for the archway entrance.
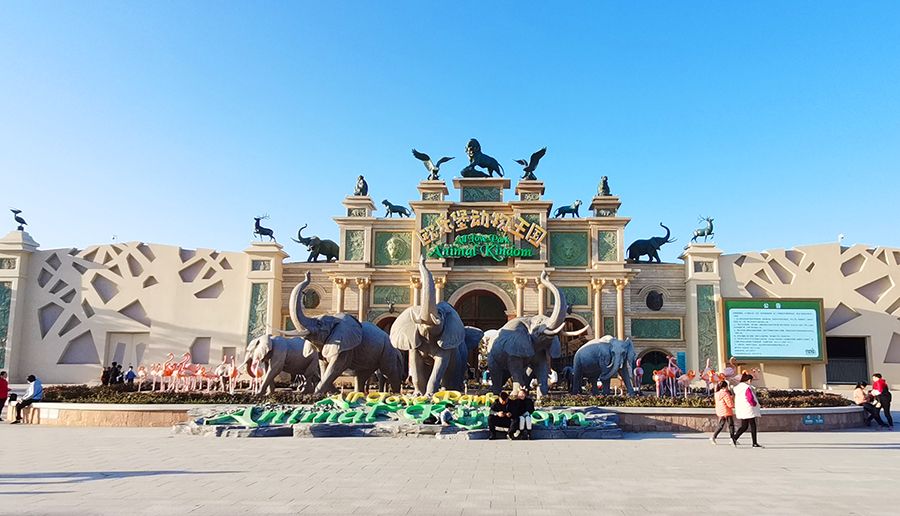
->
[638,350,670,387]
[454,290,508,332]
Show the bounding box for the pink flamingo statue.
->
[161,353,177,391]
[228,356,238,394]
[136,366,148,391]
[699,358,715,395]
[652,370,664,397]
[249,358,265,394]
[632,358,644,391]
[722,356,741,385]
[677,370,696,398]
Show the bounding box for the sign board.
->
[803,415,825,425]
[721,298,826,362]
[417,209,547,247]
[428,233,534,261]
[676,352,686,374]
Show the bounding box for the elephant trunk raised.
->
[541,272,567,335]
[414,256,441,332]
[289,272,315,338]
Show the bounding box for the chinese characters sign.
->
[428,233,534,261]
[417,210,547,248]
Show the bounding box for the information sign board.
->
[721,298,826,362]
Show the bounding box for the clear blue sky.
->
[2,2,898,262]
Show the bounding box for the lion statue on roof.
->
[460,139,504,178]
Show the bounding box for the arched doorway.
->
[454,290,509,332]
[374,315,397,334]
[638,349,671,387]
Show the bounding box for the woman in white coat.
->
[732,372,763,448]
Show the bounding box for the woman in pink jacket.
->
[732,372,763,448]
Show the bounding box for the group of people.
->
[487,389,536,440]
[100,362,136,386]
[854,373,893,429]
[711,372,764,447]
[0,372,43,424]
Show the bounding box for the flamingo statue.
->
[749,367,762,381]
[136,366,148,391]
[699,358,715,395]
[652,370,664,397]
[664,356,681,397]
[161,353,177,391]
[228,356,239,394]
[722,356,740,385]
[632,358,644,391]
[249,358,265,394]
[677,370,696,398]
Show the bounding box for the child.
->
[711,380,736,446]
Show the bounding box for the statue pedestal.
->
[0,230,40,381]
[589,196,621,218]
[514,180,545,201]
[342,196,377,218]
[417,180,450,202]
[452,177,511,203]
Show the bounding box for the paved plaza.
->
[1,424,898,516]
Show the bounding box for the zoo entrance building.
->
[2,176,900,392]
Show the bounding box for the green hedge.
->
[41,384,324,405]
[538,390,852,408]
[41,385,851,408]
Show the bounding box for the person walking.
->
[871,373,893,430]
[0,371,9,421]
[854,382,887,428]
[488,392,514,440]
[12,374,43,424]
[710,380,736,445]
[124,366,136,385]
[732,372,763,448]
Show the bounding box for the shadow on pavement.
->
[0,470,237,486]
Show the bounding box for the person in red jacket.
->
[871,373,893,430]
[0,371,9,421]
[710,380,736,445]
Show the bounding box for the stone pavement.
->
[0,425,898,516]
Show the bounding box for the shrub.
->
[537,389,851,409]
[41,384,324,405]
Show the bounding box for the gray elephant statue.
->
[239,334,320,395]
[285,272,405,394]
[292,224,340,262]
[626,223,676,263]
[487,271,589,398]
[570,335,637,396]
[390,256,483,395]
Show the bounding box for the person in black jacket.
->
[510,388,536,440]
[488,392,514,440]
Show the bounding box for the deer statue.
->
[253,215,275,242]
[691,216,714,243]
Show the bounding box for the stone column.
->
[513,278,527,317]
[355,278,369,322]
[244,241,289,341]
[679,243,724,373]
[409,277,421,307]
[591,278,606,338]
[615,279,628,340]
[0,230,39,381]
[434,277,445,303]
[332,278,348,313]
[536,278,546,316]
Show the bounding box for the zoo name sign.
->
[428,233,534,261]
[417,209,547,247]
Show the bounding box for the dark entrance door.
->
[454,291,508,331]
[638,350,670,387]
[826,337,868,384]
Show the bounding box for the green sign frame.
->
[720,298,826,362]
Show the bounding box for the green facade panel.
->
[631,318,682,340]
[374,231,412,266]
[549,232,589,267]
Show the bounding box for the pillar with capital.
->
[355,278,370,322]
[536,277,546,315]
[615,279,628,340]
[434,277,445,302]
[409,276,421,307]
[591,278,606,338]
[332,278,349,313]
[513,277,527,317]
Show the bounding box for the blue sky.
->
[2,2,898,262]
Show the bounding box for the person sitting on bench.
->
[510,388,535,440]
[13,375,42,424]
[488,392,513,440]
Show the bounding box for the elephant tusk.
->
[544,324,565,336]
[430,314,442,326]
[564,325,590,337]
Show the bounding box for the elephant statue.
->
[283,272,405,394]
[390,256,483,395]
[239,334,320,395]
[626,223,676,263]
[487,271,589,398]
[293,225,340,263]
[570,335,637,396]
